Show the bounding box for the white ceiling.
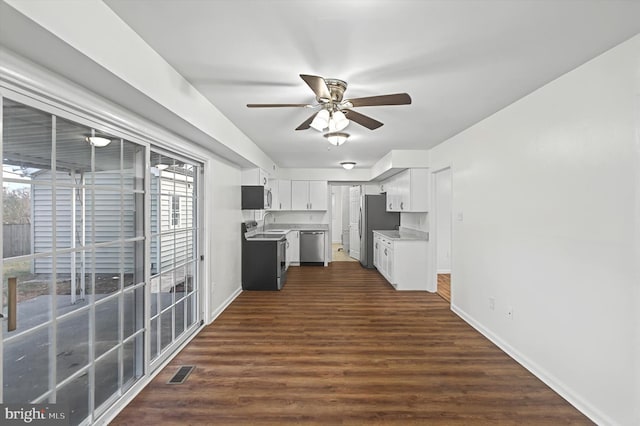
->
[103,0,640,169]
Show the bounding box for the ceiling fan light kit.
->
[341,161,356,170]
[324,132,349,146]
[310,109,330,131]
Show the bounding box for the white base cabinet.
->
[373,232,428,290]
[286,230,300,267]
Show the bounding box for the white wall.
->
[208,158,243,322]
[400,213,428,233]
[435,168,452,273]
[429,35,640,425]
[269,211,329,225]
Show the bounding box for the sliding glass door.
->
[148,151,200,365]
[1,95,201,424]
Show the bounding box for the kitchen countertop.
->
[373,228,429,241]
[245,223,328,241]
[265,223,329,232]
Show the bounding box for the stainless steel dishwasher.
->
[300,231,325,265]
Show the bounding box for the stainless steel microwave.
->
[241,185,272,209]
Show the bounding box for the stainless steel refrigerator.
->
[359,193,400,268]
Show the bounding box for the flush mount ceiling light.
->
[85,136,112,147]
[341,161,356,170]
[324,132,349,146]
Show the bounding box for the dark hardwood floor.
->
[437,273,451,303]
[113,263,590,425]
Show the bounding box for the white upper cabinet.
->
[383,169,429,212]
[308,181,328,210]
[268,179,291,211]
[278,179,292,210]
[242,168,270,187]
[291,180,328,210]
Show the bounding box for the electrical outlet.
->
[489,297,495,311]
[507,306,514,320]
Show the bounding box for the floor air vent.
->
[167,365,195,384]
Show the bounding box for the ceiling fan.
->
[247,74,411,131]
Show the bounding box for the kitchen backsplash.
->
[400,212,428,232]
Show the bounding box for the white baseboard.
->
[208,285,242,324]
[450,303,614,426]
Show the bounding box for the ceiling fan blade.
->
[346,93,412,108]
[247,103,311,108]
[295,112,318,130]
[300,74,331,101]
[344,110,384,130]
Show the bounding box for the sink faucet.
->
[262,212,273,232]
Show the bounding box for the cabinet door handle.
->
[400,202,404,210]
[309,203,312,209]
[389,203,392,209]
[375,242,378,248]
[384,248,387,256]
[286,241,290,248]
[280,202,282,209]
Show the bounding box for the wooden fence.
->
[3,224,31,258]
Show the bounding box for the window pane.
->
[174,300,185,339]
[122,334,143,392]
[55,117,92,182]
[123,140,144,191]
[186,293,196,328]
[150,274,160,318]
[123,286,144,339]
[123,240,143,288]
[95,295,120,358]
[94,244,121,297]
[150,317,159,361]
[150,236,160,276]
[3,325,50,402]
[3,258,52,336]
[3,99,53,177]
[150,194,160,236]
[2,182,34,258]
[94,135,121,179]
[56,310,89,383]
[90,190,122,244]
[159,271,173,311]
[56,371,89,425]
[160,309,172,352]
[94,349,119,410]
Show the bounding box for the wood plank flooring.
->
[113,263,590,425]
[437,273,451,303]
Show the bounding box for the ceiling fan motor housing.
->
[321,79,348,104]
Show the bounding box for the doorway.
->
[329,184,360,262]
[433,168,452,303]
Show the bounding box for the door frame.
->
[428,166,454,299]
